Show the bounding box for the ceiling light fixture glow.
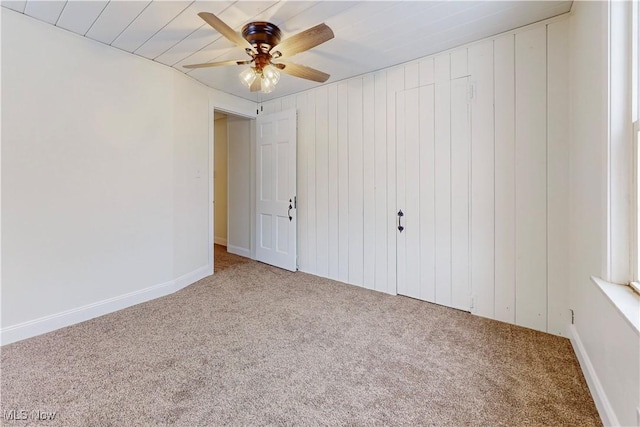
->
[239,64,280,93]
[260,65,280,93]
[239,67,257,88]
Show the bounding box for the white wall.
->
[0,10,255,344]
[568,2,640,426]
[227,116,252,258]
[214,117,228,246]
[260,16,570,336]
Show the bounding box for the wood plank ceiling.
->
[1,1,572,101]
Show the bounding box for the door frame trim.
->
[208,100,257,275]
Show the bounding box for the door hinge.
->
[570,309,575,324]
[294,196,297,208]
[470,295,475,310]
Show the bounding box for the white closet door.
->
[396,78,470,312]
[396,85,436,302]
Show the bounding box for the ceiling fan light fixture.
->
[262,65,280,85]
[239,67,257,88]
[188,13,335,95]
[260,75,277,94]
[253,64,279,93]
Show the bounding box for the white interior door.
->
[396,77,471,311]
[255,109,297,271]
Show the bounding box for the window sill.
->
[591,276,640,334]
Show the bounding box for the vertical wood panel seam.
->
[606,0,612,281]
[312,92,316,272]
[360,78,367,288]
[492,40,497,319]
[337,87,342,272]
[493,41,500,319]
[374,76,378,290]
[382,74,389,292]
[468,51,472,311]
[384,74,388,291]
[469,58,473,311]
[375,75,379,290]
[396,87,401,294]
[313,90,318,273]
[418,86,423,300]
[449,54,454,305]
[467,76,472,310]
[337,87,341,271]
[346,86,350,271]
[372,78,376,289]
[512,33,517,323]
[432,83,437,296]
[396,72,401,295]
[322,89,326,273]
[545,24,550,332]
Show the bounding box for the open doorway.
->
[213,111,253,273]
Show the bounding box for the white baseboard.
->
[0,265,211,346]
[226,244,251,259]
[568,324,618,427]
[214,236,227,246]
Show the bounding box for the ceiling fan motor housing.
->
[242,22,282,52]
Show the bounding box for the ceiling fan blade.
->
[277,62,330,83]
[183,60,251,69]
[272,23,334,58]
[250,78,262,92]
[198,12,253,51]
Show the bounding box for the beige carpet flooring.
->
[1,245,601,426]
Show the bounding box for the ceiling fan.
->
[183,12,335,94]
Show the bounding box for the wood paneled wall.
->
[259,18,569,336]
